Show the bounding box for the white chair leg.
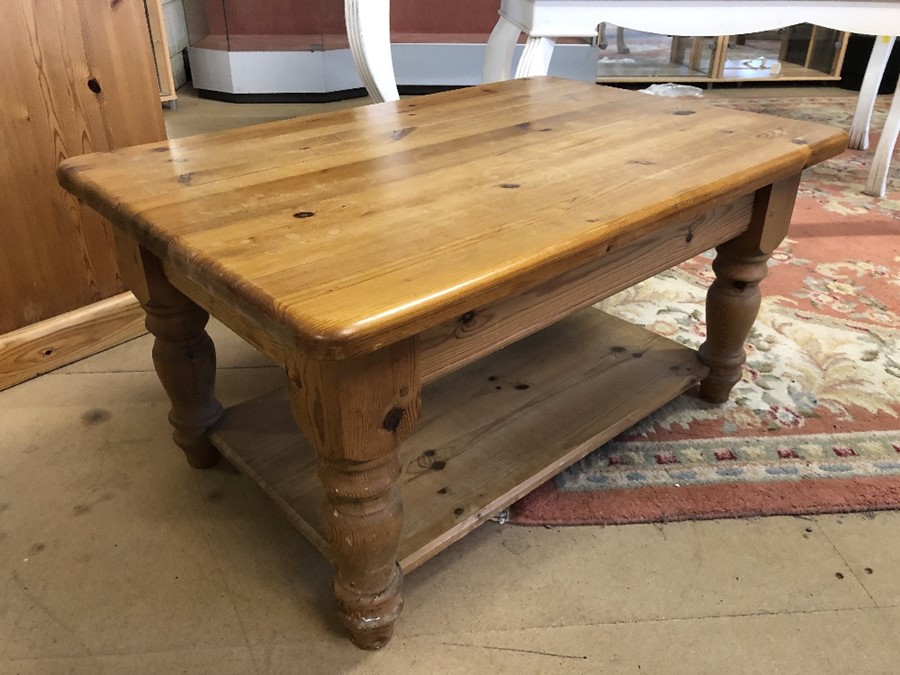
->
[864,69,900,197]
[484,13,522,83]
[598,22,608,50]
[850,36,894,151]
[345,0,399,103]
[514,36,556,78]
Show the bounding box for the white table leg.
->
[484,13,522,83]
[616,26,630,54]
[850,36,895,151]
[599,24,629,54]
[598,22,609,50]
[864,69,900,197]
[345,0,399,103]
[514,36,556,78]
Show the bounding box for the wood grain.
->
[58,78,848,360]
[211,309,708,573]
[0,1,165,332]
[0,292,145,391]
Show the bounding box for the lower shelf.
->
[210,308,708,573]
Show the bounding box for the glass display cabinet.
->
[182,0,353,99]
[181,0,597,98]
[596,24,849,84]
[181,2,849,97]
[184,0,346,53]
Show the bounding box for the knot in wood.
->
[459,311,477,326]
[382,406,405,431]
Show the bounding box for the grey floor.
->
[2,85,897,674]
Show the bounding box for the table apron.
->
[509,2,900,38]
[419,192,754,383]
[162,192,754,378]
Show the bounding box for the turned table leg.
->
[698,175,801,404]
[288,340,420,649]
[697,236,769,402]
[134,249,223,468]
[319,453,403,649]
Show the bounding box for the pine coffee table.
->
[58,77,847,649]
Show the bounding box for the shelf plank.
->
[210,309,707,573]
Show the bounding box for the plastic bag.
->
[638,83,704,98]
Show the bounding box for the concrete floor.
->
[2,85,897,674]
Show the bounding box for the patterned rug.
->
[511,95,900,525]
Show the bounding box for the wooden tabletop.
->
[58,77,847,359]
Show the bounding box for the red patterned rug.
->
[511,95,900,526]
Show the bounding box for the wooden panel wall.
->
[0,0,166,334]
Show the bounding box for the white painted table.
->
[345,0,900,197]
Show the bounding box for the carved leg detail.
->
[698,176,801,404]
[320,453,403,650]
[515,36,556,79]
[144,287,223,468]
[698,242,769,404]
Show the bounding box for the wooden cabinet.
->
[0,0,167,390]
